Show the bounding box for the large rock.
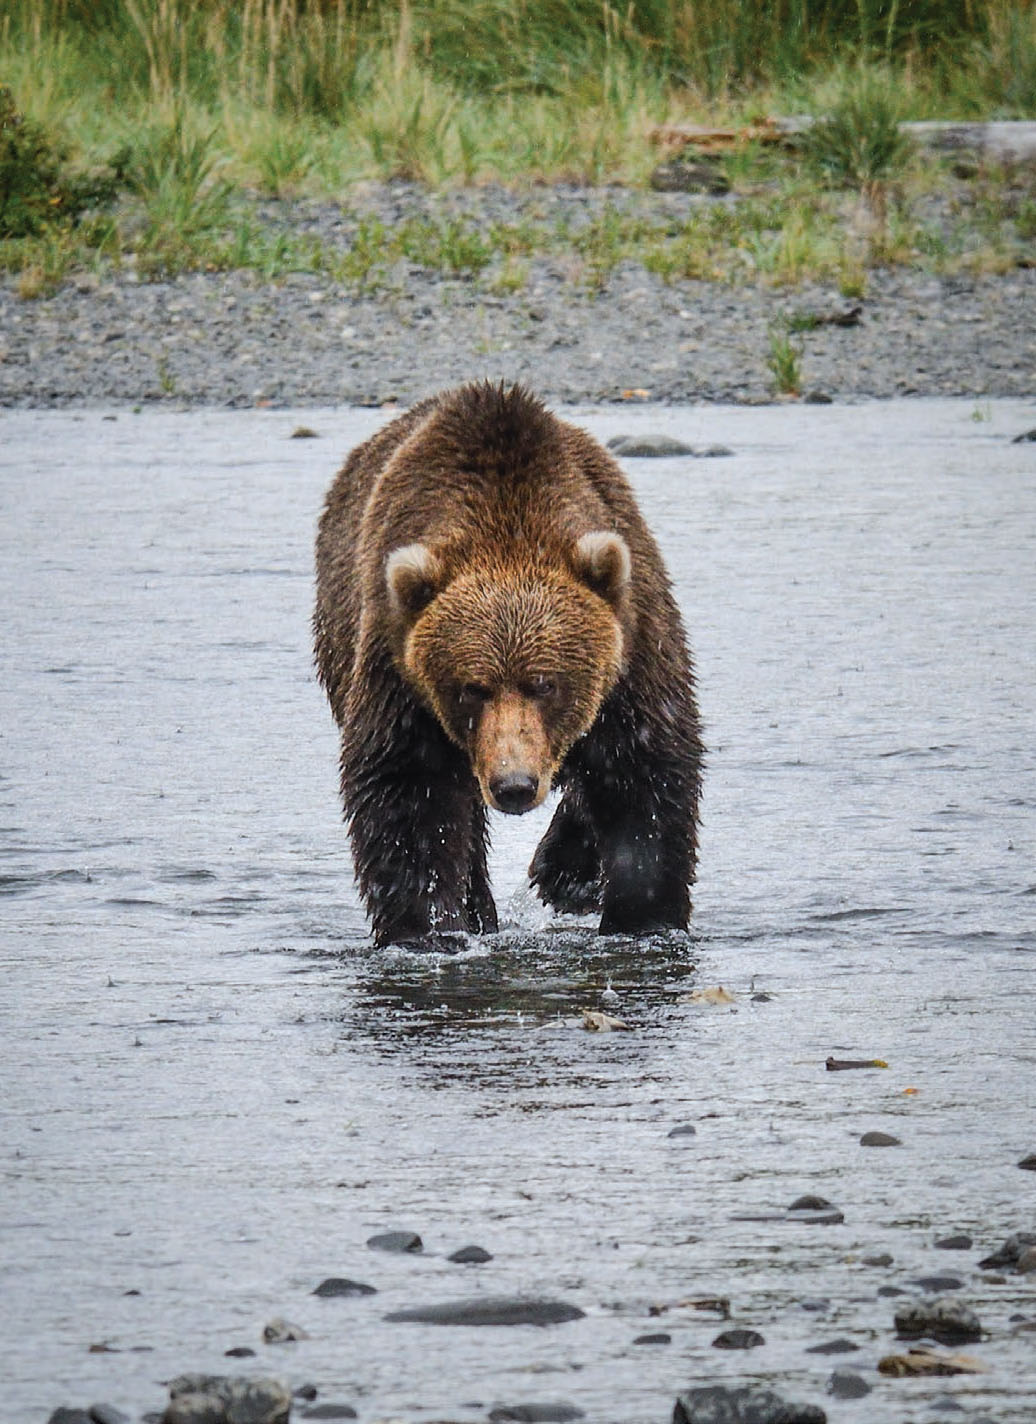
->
[978,1230,1036,1269]
[164,1376,292,1424]
[673,1383,826,1423]
[894,1297,982,1345]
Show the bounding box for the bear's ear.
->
[573,531,631,610]
[385,543,443,620]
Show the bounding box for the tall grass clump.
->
[766,317,803,395]
[123,109,234,275]
[802,66,913,192]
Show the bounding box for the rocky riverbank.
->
[2,181,1034,409]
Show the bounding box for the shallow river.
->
[1,399,1034,1424]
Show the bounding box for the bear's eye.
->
[523,677,557,701]
[460,681,492,704]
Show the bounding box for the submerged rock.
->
[673,1383,826,1423]
[860,1131,901,1147]
[607,434,693,457]
[488,1405,584,1421]
[911,1274,964,1293]
[606,434,732,458]
[805,1337,859,1354]
[730,1194,844,1226]
[312,1276,377,1296]
[384,1295,585,1326]
[787,1195,845,1225]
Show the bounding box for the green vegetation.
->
[766,318,804,395]
[1,1,1035,298]
[801,66,913,192]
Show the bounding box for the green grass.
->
[1,2,1035,297]
[766,318,803,396]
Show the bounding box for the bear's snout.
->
[489,770,540,815]
[473,689,550,815]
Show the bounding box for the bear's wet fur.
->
[314,382,703,948]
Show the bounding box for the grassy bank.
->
[2,1,1035,295]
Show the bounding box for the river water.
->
[1,399,1034,1424]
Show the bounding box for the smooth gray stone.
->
[384,1295,584,1326]
[712,1327,765,1349]
[313,1276,377,1296]
[934,1234,972,1250]
[911,1274,964,1292]
[827,1370,871,1400]
[488,1405,584,1422]
[366,1230,422,1252]
[448,1244,493,1263]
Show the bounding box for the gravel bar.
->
[2,182,1034,408]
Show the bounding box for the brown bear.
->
[314,382,703,948]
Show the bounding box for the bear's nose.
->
[490,771,539,815]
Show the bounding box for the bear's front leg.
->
[594,807,691,935]
[528,789,602,915]
[575,722,698,936]
[341,701,492,948]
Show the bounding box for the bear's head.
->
[386,532,631,813]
